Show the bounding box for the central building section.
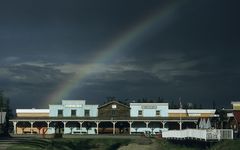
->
[98,101,130,120]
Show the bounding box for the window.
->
[58,109,63,117]
[84,110,90,117]
[71,110,76,117]
[112,110,116,116]
[112,104,117,109]
[138,110,143,116]
[156,110,160,116]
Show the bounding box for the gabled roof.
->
[98,100,130,109]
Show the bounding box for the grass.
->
[210,140,240,150]
[157,139,240,150]
[7,138,132,150]
[6,138,240,150]
[157,140,202,150]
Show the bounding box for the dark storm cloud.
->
[0,64,73,108]
[0,0,240,109]
[0,0,167,62]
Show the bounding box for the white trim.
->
[169,109,216,114]
[130,103,168,106]
[16,109,49,113]
[62,100,86,101]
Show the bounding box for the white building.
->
[130,103,169,117]
[49,100,98,117]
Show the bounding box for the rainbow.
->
[41,1,184,107]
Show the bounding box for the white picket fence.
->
[162,129,233,141]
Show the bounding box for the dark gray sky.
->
[0,0,239,109]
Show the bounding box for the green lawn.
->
[210,140,240,150]
[6,138,240,150]
[7,138,132,150]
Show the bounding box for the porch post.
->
[162,121,166,129]
[113,122,116,135]
[145,121,149,128]
[79,121,83,133]
[129,121,132,135]
[97,121,100,134]
[30,121,34,134]
[13,121,17,134]
[63,121,67,134]
[179,121,182,130]
[195,121,198,129]
[47,121,50,128]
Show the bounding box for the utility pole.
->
[179,97,182,130]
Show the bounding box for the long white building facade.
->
[10,99,217,135]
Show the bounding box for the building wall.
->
[98,101,130,119]
[16,109,49,118]
[130,103,169,117]
[233,105,240,110]
[168,113,214,117]
[168,109,216,118]
[231,102,240,110]
[49,100,98,117]
[17,113,49,117]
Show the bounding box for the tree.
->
[106,96,116,102]
[157,97,165,103]
[216,108,228,129]
[0,90,13,136]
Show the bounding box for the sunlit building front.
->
[10,99,218,136]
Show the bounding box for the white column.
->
[63,121,67,134]
[47,121,50,128]
[145,121,149,128]
[113,122,116,135]
[79,121,83,133]
[162,122,166,129]
[179,121,182,130]
[195,122,198,129]
[30,121,34,134]
[96,121,99,135]
[13,121,17,134]
[95,121,99,134]
[129,121,132,135]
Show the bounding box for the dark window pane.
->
[84,110,90,117]
[58,110,63,117]
[156,110,160,116]
[112,110,116,116]
[71,110,76,116]
[138,110,142,116]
